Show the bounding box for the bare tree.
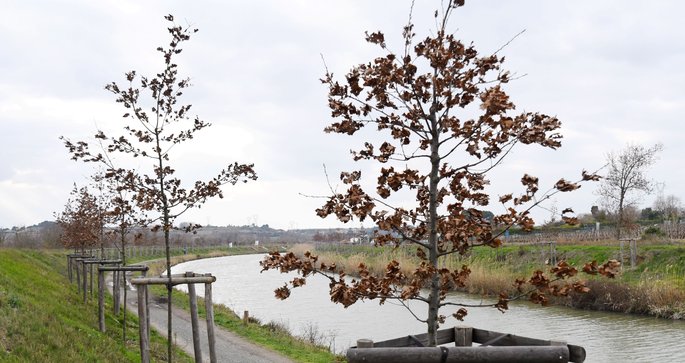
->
[598,143,662,238]
[99,166,146,344]
[62,15,257,362]
[654,194,682,223]
[261,1,609,346]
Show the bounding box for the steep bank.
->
[0,249,190,362]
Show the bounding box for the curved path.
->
[108,273,293,363]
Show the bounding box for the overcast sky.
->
[1,0,683,230]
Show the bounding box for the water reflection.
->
[173,254,685,362]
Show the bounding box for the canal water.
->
[172,254,685,362]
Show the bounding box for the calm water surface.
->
[172,254,685,362]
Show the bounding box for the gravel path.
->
[108,274,294,363]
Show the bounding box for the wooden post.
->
[98,269,105,332]
[68,256,73,282]
[357,339,374,348]
[454,326,473,347]
[143,270,150,342]
[630,239,637,269]
[243,310,249,325]
[90,263,94,297]
[82,260,88,303]
[186,272,203,363]
[75,259,81,292]
[619,239,625,270]
[204,279,217,363]
[137,284,150,363]
[113,269,120,315]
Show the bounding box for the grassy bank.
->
[299,240,685,319]
[0,247,342,362]
[0,248,191,362]
[144,249,344,363]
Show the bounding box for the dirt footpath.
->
[109,274,294,363]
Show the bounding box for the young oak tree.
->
[598,143,662,238]
[89,171,116,258]
[55,184,102,253]
[261,1,611,346]
[97,164,147,344]
[62,15,257,361]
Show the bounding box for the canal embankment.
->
[295,240,685,319]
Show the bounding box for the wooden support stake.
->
[98,269,105,332]
[68,256,72,282]
[243,310,249,325]
[619,239,625,270]
[90,263,94,297]
[122,269,128,345]
[186,272,203,363]
[137,284,150,363]
[454,326,472,347]
[205,281,217,363]
[357,339,374,348]
[630,239,637,268]
[82,261,88,303]
[143,270,149,342]
[76,260,81,293]
[113,269,120,315]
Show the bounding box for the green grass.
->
[0,249,192,362]
[0,246,343,362]
[314,241,685,287]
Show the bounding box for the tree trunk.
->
[156,131,173,363]
[164,216,172,363]
[617,193,625,240]
[121,225,128,344]
[426,110,441,347]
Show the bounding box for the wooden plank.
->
[98,265,149,272]
[347,346,569,363]
[373,328,454,347]
[97,259,123,264]
[82,259,122,265]
[472,328,585,363]
[130,276,216,286]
